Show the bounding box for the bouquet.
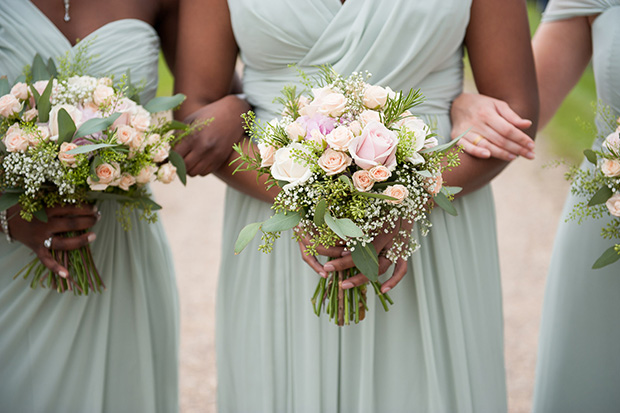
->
[233,66,461,325]
[0,48,197,294]
[567,110,620,269]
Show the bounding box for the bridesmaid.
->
[452,0,620,411]
[0,0,245,411]
[180,0,538,411]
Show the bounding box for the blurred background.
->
[152,2,597,412]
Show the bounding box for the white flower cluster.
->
[2,150,74,198]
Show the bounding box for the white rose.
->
[58,142,79,167]
[352,170,374,192]
[157,163,177,184]
[3,127,29,152]
[326,125,354,151]
[317,148,352,176]
[151,141,171,163]
[0,94,22,118]
[10,82,29,100]
[23,108,38,122]
[92,84,115,106]
[136,165,157,184]
[286,121,306,142]
[118,173,137,191]
[405,152,425,165]
[258,142,277,167]
[383,184,409,204]
[115,125,137,145]
[601,158,620,177]
[369,165,391,182]
[363,85,389,110]
[270,143,312,190]
[49,104,83,136]
[606,193,620,217]
[359,110,381,126]
[398,116,430,152]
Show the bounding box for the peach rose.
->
[326,125,354,151]
[363,85,389,110]
[129,132,145,152]
[23,108,38,122]
[115,125,137,145]
[286,121,306,142]
[58,142,79,167]
[49,104,83,136]
[145,133,161,147]
[92,84,114,106]
[348,121,398,170]
[130,108,151,132]
[3,127,29,152]
[157,163,177,184]
[258,142,277,167]
[601,159,620,177]
[369,165,391,182]
[359,110,381,126]
[0,94,22,118]
[112,98,138,128]
[606,193,620,217]
[383,184,409,204]
[352,170,374,192]
[426,174,443,195]
[136,165,157,184]
[318,148,352,176]
[37,125,51,142]
[270,143,312,190]
[87,162,121,190]
[151,141,171,163]
[118,173,137,191]
[10,82,29,100]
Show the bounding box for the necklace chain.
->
[63,0,70,22]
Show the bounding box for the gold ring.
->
[472,134,485,146]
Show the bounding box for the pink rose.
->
[258,142,277,167]
[118,173,137,191]
[369,165,391,182]
[270,143,312,190]
[352,170,374,192]
[3,127,29,152]
[307,129,326,145]
[36,125,51,142]
[348,121,398,170]
[363,85,389,110]
[426,174,443,195]
[10,82,29,100]
[383,184,409,204]
[157,163,177,184]
[92,85,115,106]
[606,193,620,217]
[326,125,354,151]
[296,114,335,141]
[58,142,79,167]
[318,148,352,176]
[0,94,22,118]
[115,125,137,145]
[136,165,157,184]
[601,159,620,177]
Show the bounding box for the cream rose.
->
[348,120,362,136]
[118,173,137,191]
[426,174,443,195]
[157,163,177,184]
[383,184,409,204]
[326,125,354,151]
[151,141,171,163]
[58,142,79,167]
[49,104,83,136]
[136,165,157,184]
[604,131,620,152]
[352,170,374,192]
[270,143,312,190]
[10,82,29,100]
[23,108,38,122]
[115,125,137,145]
[369,165,391,182]
[145,133,161,147]
[3,127,29,152]
[87,162,121,190]
[97,77,113,87]
[359,110,381,126]
[606,193,620,217]
[130,108,151,132]
[129,132,145,152]
[37,125,51,142]
[363,85,389,110]
[316,92,346,117]
[0,94,22,118]
[601,159,620,177]
[318,148,352,176]
[286,121,306,142]
[92,84,115,106]
[307,129,326,145]
[258,142,277,167]
[348,121,398,170]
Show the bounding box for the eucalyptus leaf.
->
[350,242,379,282]
[313,199,327,227]
[46,58,58,77]
[168,120,189,131]
[0,192,21,211]
[588,186,613,207]
[592,245,620,269]
[32,208,48,223]
[261,211,301,233]
[419,136,460,154]
[0,77,9,96]
[338,175,354,191]
[89,156,104,182]
[29,85,41,102]
[56,108,77,145]
[333,217,363,238]
[354,191,397,201]
[134,197,162,211]
[75,113,121,138]
[442,186,463,196]
[31,54,50,82]
[168,150,187,185]
[0,140,6,153]
[434,191,458,216]
[234,222,262,254]
[144,94,186,113]
[66,143,119,155]
[583,149,598,165]
[36,78,54,123]
[324,212,347,240]
[415,170,433,178]
[13,75,26,85]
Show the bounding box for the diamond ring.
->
[43,236,53,249]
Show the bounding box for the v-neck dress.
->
[216,1,507,412]
[0,2,179,412]
[533,1,620,412]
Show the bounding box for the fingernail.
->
[527,142,535,150]
[93,205,98,213]
[96,211,102,221]
[527,152,535,159]
[508,154,516,160]
[58,270,68,279]
[324,264,335,272]
[341,251,351,257]
[342,281,353,289]
[319,271,327,278]
[381,286,391,293]
[87,233,97,243]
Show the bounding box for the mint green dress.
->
[0,2,179,412]
[217,1,507,411]
[533,1,620,412]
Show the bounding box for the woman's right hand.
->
[451,92,536,161]
[6,204,99,277]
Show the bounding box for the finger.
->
[298,241,327,277]
[474,137,518,162]
[47,205,97,218]
[50,216,98,233]
[341,273,369,289]
[323,255,354,273]
[484,117,535,158]
[496,101,533,130]
[297,234,346,258]
[459,137,492,159]
[35,249,69,278]
[172,135,192,158]
[49,232,97,251]
[380,258,407,293]
[378,256,392,276]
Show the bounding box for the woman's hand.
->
[451,92,535,161]
[174,94,251,177]
[7,204,99,277]
[298,220,412,293]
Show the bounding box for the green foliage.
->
[383,89,424,127]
